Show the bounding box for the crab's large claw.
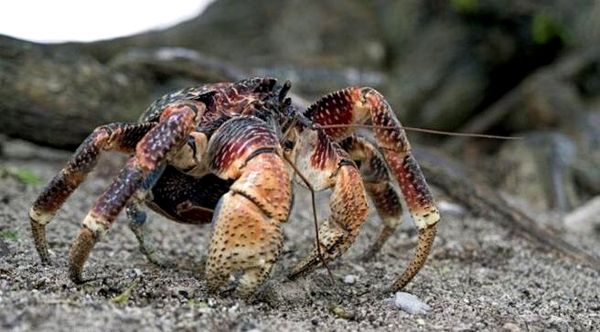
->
[304,87,440,291]
[204,116,292,298]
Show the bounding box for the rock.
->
[564,196,600,233]
[495,132,578,212]
[391,292,431,314]
[502,322,522,332]
[342,274,358,285]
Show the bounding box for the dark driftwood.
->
[0,36,252,149]
[414,146,600,268]
[0,36,155,149]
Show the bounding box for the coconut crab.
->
[29,77,440,297]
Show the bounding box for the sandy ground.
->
[0,138,598,332]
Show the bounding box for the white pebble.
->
[343,275,358,284]
[392,292,431,314]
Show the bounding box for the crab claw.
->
[204,117,292,297]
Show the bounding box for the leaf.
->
[111,281,139,304]
[0,166,41,185]
[0,230,19,242]
[187,299,209,308]
[451,0,478,14]
[329,304,349,319]
[13,169,41,185]
[531,13,568,45]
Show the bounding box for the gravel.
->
[0,139,599,331]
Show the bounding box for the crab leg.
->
[203,116,292,297]
[340,135,403,260]
[69,102,203,282]
[126,197,168,267]
[304,87,440,290]
[288,130,369,279]
[29,122,156,263]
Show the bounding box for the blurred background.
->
[0,0,599,222]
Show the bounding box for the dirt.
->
[0,138,598,332]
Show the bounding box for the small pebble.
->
[392,292,431,314]
[343,274,358,284]
[502,322,521,332]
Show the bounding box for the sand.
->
[0,138,598,331]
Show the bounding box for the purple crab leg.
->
[29,122,156,263]
[69,102,203,283]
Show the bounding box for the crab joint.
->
[29,207,56,226]
[82,213,110,240]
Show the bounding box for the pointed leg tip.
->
[391,280,408,293]
[287,271,301,281]
[360,243,383,262]
[69,272,85,284]
[30,217,52,263]
[288,255,320,281]
[138,242,172,268]
[39,254,53,265]
[68,227,97,285]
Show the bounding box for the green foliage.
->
[531,13,568,45]
[0,166,41,185]
[329,304,350,319]
[13,169,41,185]
[187,299,209,308]
[0,230,19,242]
[451,0,478,14]
[111,281,139,304]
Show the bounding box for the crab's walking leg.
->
[69,102,202,282]
[288,130,369,280]
[124,164,174,268]
[29,122,156,263]
[305,87,440,290]
[340,136,403,260]
[126,195,170,267]
[204,117,292,298]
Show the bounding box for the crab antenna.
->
[316,124,523,140]
[280,116,298,141]
[279,119,336,286]
[281,153,337,287]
